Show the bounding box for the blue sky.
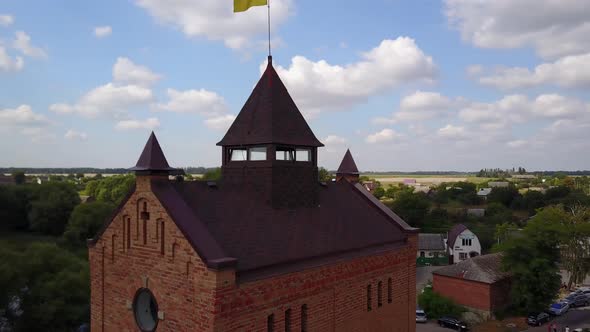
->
[1,0,589,171]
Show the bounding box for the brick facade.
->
[432,274,510,314]
[89,176,418,332]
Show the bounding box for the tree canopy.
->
[63,201,115,247]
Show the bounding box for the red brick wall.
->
[432,274,492,311]
[89,176,417,332]
[489,278,511,311]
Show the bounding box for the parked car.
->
[564,293,590,307]
[527,312,551,326]
[548,301,570,315]
[437,316,469,331]
[416,307,427,323]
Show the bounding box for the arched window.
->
[267,313,274,332]
[377,281,382,307]
[366,285,372,312]
[300,305,307,332]
[387,278,392,303]
[159,221,165,255]
[284,308,291,332]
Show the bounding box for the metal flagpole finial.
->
[267,0,271,57]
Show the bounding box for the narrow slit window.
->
[387,278,392,303]
[230,148,248,161]
[295,149,311,162]
[284,309,291,332]
[126,218,131,249]
[300,305,307,332]
[367,285,372,312]
[267,313,274,332]
[377,281,383,307]
[276,147,294,161]
[160,221,165,255]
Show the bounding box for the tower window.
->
[285,309,291,332]
[230,148,248,161]
[249,147,267,161]
[276,147,294,161]
[295,149,311,162]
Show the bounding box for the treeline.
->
[0,167,221,175]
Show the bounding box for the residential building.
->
[417,233,447,266]
[446,224,481,264]
[88,57,419,332]
[477,188,492,199]
[433,253,511,318]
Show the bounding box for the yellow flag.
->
[234,0,267,12]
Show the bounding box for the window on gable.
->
[367,285,372,311]
[387,278,392,303]
[300,305,307,332]
[377,281,383,307]
[267,313,274,332]
[276,147,294,161]
[284,309,291,332]
[249,147,267,161]
[230,148,248,161]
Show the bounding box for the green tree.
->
[522,190,545,214]
[201,167,221,181]
[12,170,26,185]
[0,185,32,230]
[488,186,521,207]
[498,208,563,313]
[85,174,135,204]
[417,286,465,319]
[28,182,81,235]
[372,186,385,199]
[318,167,332,182]
[389,191,431,227]
[0,243,90,331]
[558,205,590,288]
[63,201,115,247]
[494,222,518,245]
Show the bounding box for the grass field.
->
[363,174,494,186]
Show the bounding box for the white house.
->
[446,224,482,264]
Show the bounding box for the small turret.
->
[336,149,360,183]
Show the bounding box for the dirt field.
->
[366,175,493,186]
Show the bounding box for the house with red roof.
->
[88,57,419,332]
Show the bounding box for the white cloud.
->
[507,139,527,148]
[365,129,401,144]
[437,124,466,140]
[0,105,49,126]
[270,37,436,116]
[13,31,46,58]
[20,127,56,143]
[0,14,14,26]
[0,46,24,72]
[474,53,590,89]
[50,83,153,118]
[459,94,587,124]
[445,0,590,59]
[155,88,227,116]
[51,58,157,119]
[134,0,292,49]
[374,91,460,124]
[466,64,483,76]
[64,130,88,141]
[115,117,160,130]
[324,135,347,145]
[113,57,160,86]
[94,26,112,38]
[204,114,236,131]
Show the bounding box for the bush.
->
[418,286,466,319]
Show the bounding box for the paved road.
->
[416,266,444,291]
[415,309,590,332]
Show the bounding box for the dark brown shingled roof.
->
[447,223,468,247]
[336,149,359,175]
[418,233,445,251]
[433,253,510,284]
[217,57,323,147]
[150,179,415,280]
[129,132,178,173]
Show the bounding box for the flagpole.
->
[267,0,271,57]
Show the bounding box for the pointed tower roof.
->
[217,57,323,147]
[337,149,359,175]
[130,132,177,173]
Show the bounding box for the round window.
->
[133,288,159,332]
